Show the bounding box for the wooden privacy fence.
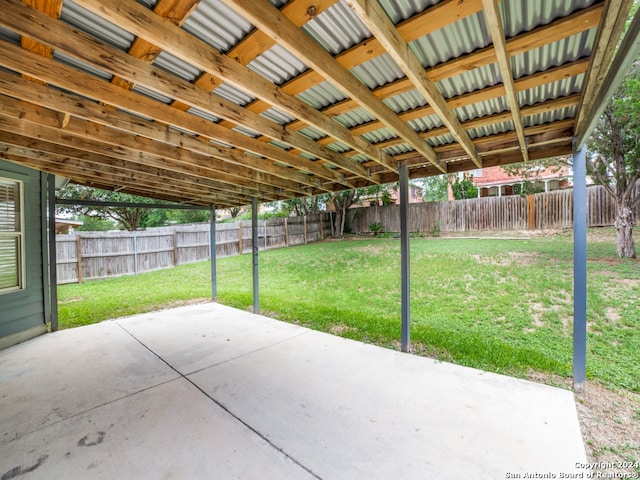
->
[56,214,330,284]
[348,185,637,234]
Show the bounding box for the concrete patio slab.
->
[0,302,586,479]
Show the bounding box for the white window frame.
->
[0,176,25,294]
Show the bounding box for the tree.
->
[330,189,361,237]
[279,195,324,216]
[415,175,448,202]
[500,156,566,195]
[586,61,640,258]
[57,184,166,231]
[75,215,116,232]
[449,173,478,200]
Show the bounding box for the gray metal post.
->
[399,164,410,352]
[47,174,58,331]
[210,205,217,300]
[252,198,259,313]
[573,146,588,393]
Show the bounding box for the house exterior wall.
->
[0,160,48,349]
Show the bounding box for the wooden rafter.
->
[74,0,395,172]
[481,0,528,162]
[342,0,478,168]
[223,0,445,173]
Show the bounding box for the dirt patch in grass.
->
[527,372,640,475]
[329,324,358,335]
[348,245,386,255]
[471,252,539,266]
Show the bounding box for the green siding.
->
[0,161,47,341]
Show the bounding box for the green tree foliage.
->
[75,215,115,232]
[586,61,640,258]
[415,175,449,202]
[57,185,170,231]
[449,173,477,200]
[501,157,566,195]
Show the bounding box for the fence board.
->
[56,214,331,284]
[349,185,637,234]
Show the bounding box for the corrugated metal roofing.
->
[132,83,173,104]
[523,106,578,128]
[382,90,427,114]
[296,81,346,110]
[500,0,598,38]
[211,82,254,107]
[332,108,375,129]
[182,0,253,53]
[0,0,625,208]
[60,0,134,51]
[377,0,440,24]
[518,77,584,107]
[0,26,19,45]
[261,107,296,125]
[437,64,502,99]
[410,11,491,68]
[362,128,398,144]
[187,106,220,123]
[511,32,596,79]
[469,120,515,139]
[247,44,307,85]
[153,51,202,82]
[302,2,371,55]
[53,50,113,81]
[351,55,405,90]
[455,98,510,123]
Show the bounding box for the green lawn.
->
[58,228,640,393]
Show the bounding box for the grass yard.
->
[57,227,640,471]
[58,227,640,393]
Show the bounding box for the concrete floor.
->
[1,302,586,479]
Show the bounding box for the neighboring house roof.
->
[471,165,572,188]
[55,217,83,234]
[0,0,636,208]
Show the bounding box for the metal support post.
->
[573,146,587,394]
[399,165,410,352]
[252,198,259,314]
[47,174,59,331]
[210,205,217,300]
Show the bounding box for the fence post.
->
[527,194,536,230]
[320,214,324,239]
[133,233,138,275]
[303,215,308,244]
[173,231,178,266]
[76,235,83,284]
[238,222,243,254]
[284,217,289,247]
[264,220,267,250]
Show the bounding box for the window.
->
[0,177,24,293]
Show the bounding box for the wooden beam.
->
[74,0,395,171]
[343,0,477,169]
[0,38,346,189]
[0,0,375,182]
[0,70,321,193]
[111,0,200,90]
[224,0,445,173]
[574,0,633,139]
[482,0,528,162]
[0,122,268,201]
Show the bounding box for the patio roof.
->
[0,0,634,208]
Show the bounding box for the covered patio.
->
[1,302,585,479]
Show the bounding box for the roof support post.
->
[399,164,410,352]
[252,198,259,314]
[210,205,217,301]
[572,145,587,394]
[47,174,58,332]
